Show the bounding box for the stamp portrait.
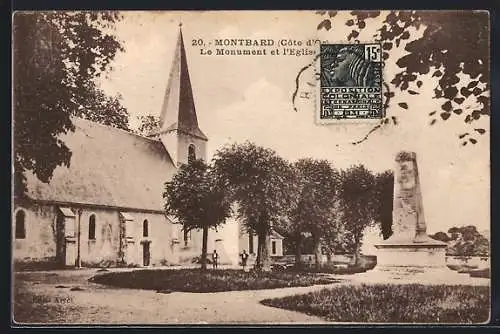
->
[318,43,383,122]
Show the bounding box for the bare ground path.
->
[13,268,341,324]
[13,267,489,325]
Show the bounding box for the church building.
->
[13,26,283,269]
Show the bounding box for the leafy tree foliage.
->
[13,11,128,197]
[136,115,160,137]
[430,225,490,257]
[212,142,294,271]
[320,213,349,263]
[339,165,377,264]
[447,227,462,241]
[316,10,489,145]
[288,158,339,269]
[163,159,232,270]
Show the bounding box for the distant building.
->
[239,230,284,258]
[13,26,282,268]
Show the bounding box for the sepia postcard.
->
[11,10,491,325]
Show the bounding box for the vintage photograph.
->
[12,10,490,325]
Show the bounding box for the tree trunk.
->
[294,231,303,268]
[256,231,271,272]
[312,233,322,270]
[200,226,209,270]
[326,252,332,265]
[352,241,361,266]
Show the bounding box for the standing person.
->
[240,250,249,272]
[212,250,218,269]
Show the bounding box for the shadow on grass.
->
[260,284,490,324]
[89,268,341,293]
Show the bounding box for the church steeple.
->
[157,24,208,167]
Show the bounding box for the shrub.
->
[13,259,61,271]
[191,256,213,264]
[283,255,376,275]
[81,259,139,269]
[89,269,339,292]
[261,284,489,324]
[289,262,375,275]
[159,259,179,267]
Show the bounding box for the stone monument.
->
[373,151,460,281]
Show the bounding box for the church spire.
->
[157,24,208,141]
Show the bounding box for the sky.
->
[99,11,490,234]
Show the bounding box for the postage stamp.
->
[317,43,383,122]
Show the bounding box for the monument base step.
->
[358,266,487,285]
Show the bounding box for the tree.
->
[13,11,128,197]
[212,142,294,271]
[163,159,232,270]
[339,165,377,265]
[316,10,489,145]
[460,225,479,242]
[449,225,489,257]
[373,170,394,240]
[136,115,160,137]
[288,158,339,269]
[448,227,462,240]
[320,212,347,264]
[432,225,490,257]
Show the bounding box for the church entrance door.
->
[143,242,150,266]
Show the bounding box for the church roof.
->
[24,117,177,212]
[270,230,285,239]
[156,26,208,141]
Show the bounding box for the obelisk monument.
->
[374,151,456,280]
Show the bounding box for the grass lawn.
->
[89,269,339,293]
[261,284,489,323]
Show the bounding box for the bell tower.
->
[155,24,208,166]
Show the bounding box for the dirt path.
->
[13,268,489,325]
[13,269,341,324]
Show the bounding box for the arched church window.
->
[188,144,196,163]
[15,210,26,239]
[88,214,96,240]
[143,219,149,237]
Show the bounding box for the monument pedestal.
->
[373,236,467,283]
[362,265,476,285]
[375,236,447,268]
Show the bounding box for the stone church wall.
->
[121,211,177,267]
[79,208,121,266]
[13,202,58,265]
[13,201,178,268]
